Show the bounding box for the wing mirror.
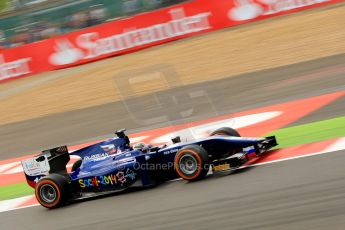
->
[172,136,181,144]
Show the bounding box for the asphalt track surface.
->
[0,150,344,230]
[2,39,345,230]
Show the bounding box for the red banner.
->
[0,0,342,83]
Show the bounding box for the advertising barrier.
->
[0,0,343,83]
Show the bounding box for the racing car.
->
[21,127,277,208]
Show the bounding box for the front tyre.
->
[35,174,69,209]
[210,127,240,137]
[174,145,209,182]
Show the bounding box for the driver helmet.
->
[133,142,150,153]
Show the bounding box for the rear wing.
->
[21,146,70,188]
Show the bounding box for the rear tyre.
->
[174,145,209,182]
[35,174,69,209]
[210,127,240,137]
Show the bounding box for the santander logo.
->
[229,0,329,21]
[229,0,263,21]
[48,8,212,66]
[49,39,84,66]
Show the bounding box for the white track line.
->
[245,138,345,168]
[324,137,345,152]
[0,195,35,213]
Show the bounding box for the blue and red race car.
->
[21,127,277,208]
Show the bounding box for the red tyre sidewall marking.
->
[175,149,204,180]
[35,179,61,208]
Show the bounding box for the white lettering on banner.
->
[0,55,31,81]
[263,0,329,15]
[78,8,211,59]
[49,8,212,65]
[229,0,328,21]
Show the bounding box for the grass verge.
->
[268,116,345,149]
[0,182,33,201]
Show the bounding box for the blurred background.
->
[0,0,186,48]
[0,0,345,229]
